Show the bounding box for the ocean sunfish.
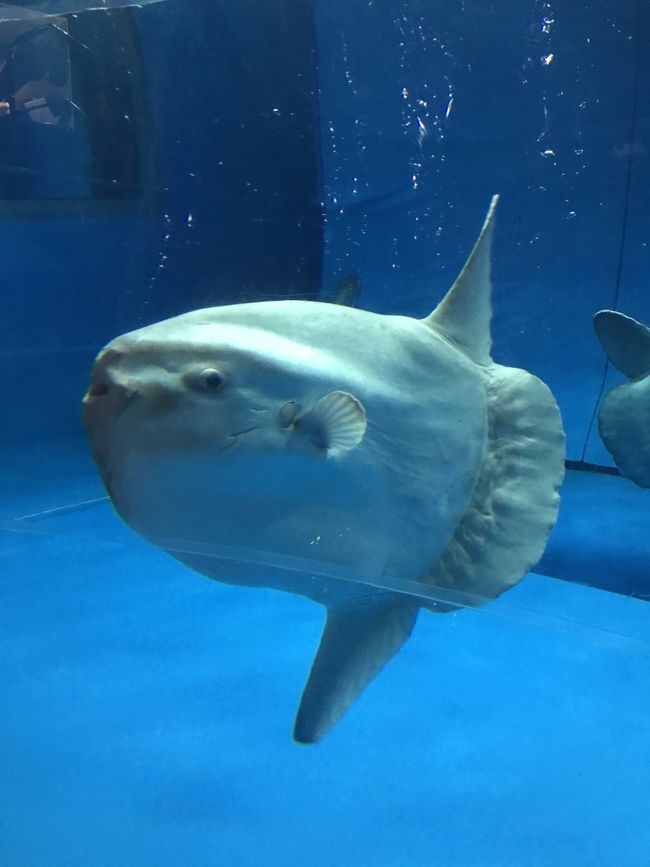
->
[594,309,650,487]
[83,196,565,743]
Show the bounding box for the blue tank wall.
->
[0,0,323,443]
[314,0,650,464]
[3,0,649,464]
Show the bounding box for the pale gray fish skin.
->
[83,196,565,743]
[594,309,650,488]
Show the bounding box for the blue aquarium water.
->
[1,1,650,865]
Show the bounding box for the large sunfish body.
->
[594,309,650,487]
[83,197,565,742]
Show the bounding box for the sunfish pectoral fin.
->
[593,310,650,378]
[423,194,499,366]
[293,594,419,744]
[293,390,367,457]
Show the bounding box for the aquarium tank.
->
[1,0,649,864]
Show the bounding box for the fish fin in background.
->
[0,0,166,21]
[293,594,419,744]
[423,194,498,365]
[593,309,650,378]
[423,193,565,603]
[293,391,367,456]
[593,310,650,488]
[598,382,650,488]
[322,274,362,307]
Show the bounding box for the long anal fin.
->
[293,594,419,744]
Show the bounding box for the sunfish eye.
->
[190,367,225,392]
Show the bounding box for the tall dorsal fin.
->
[593,310,650,379]
[424,194,499,365]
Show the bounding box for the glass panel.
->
[1,1,650,864]
[0,5,154,206]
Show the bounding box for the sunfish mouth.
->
[83,367,137,428]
